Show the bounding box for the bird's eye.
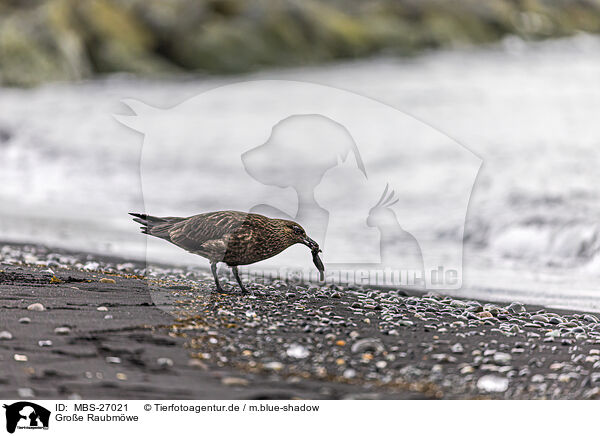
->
[293,226,303,235]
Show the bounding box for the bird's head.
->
[278,219,325,281]
[279,220,320,251]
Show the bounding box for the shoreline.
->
[2,242,600,399]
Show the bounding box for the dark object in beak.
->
[303,237,325,281]
[312,249,325,281]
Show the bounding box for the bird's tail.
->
[129,213,185,240]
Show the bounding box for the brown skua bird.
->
[130,211,324,294]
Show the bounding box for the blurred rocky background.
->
[1,0,600,87]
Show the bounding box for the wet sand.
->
[1,242,600,399]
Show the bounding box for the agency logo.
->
[3,402,50,434]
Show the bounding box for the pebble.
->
[27,303,45,312]
[451,343,464,354]
[286,344,310,359]
[221,377,249,386]
[476,311,493,319]
[343,369,357,379]
[17,388,34,398]
[477,375,509,393]
[506,302,525,313]
[431,354,457,363]
[351,338,384,354]
[531,374,545,383]
[18,317,31,324]
[157,357,174,368]
[38,340,52,347]
[493,352,512,364]
[106,356,121,364]
[0,331,13,340]
[14,354,28,362]
[97,306,108,312]
[460,365,475,374]
[54,326,71,335]
[264,362,284,371]
[99,278,116,284]
[530,314,549,323]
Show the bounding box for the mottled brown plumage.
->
[129,210,324,293]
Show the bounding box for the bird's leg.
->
[210,262,226,293]
[231,266,249,295]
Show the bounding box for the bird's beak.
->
[302,236,320,252]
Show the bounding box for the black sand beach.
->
[2,242,600,400]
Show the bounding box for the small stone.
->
[18,317,31,324]
[187,359,208,370]
[264,362,284,371]
[157,357,174,368]
[54,326,71,335]
[361,353,373,362]
[116,373,127,380]
[343,369,356,379]
[494,352,512,364]
[506,302,526,313]
[476,311,493,319]
[431,354,457,363]
[99,278,116,284]
[351,338,384,354]
[531,374,545,383]
[451,343,464,354]
[286,344,309,359]
[0,331,13,340]
[460,365,475,374]
[221,377,249,386]
[14,354,28,362]
[97,306,108,312]
[558,374,572,383]
[27,303,45,312]
[106,356,121,364]
[530,314,549,323]
[17,388,34,398]
[477,375,508,393]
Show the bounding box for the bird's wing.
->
[168,211,248,253]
